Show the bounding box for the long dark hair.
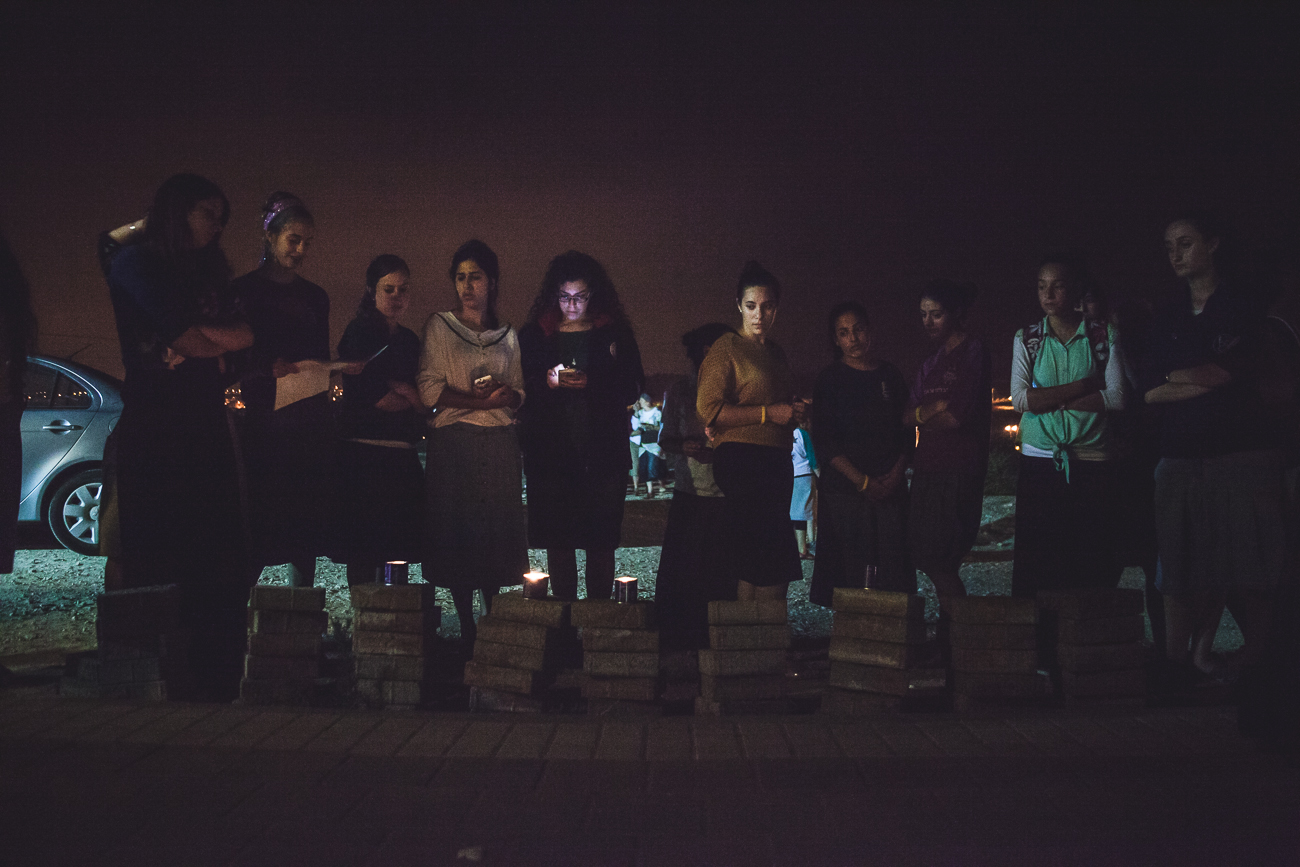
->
[735,260,781,303]
[356,254,410,319]
[259,191,314,267]
[450,240,500,330]
[826,300,870,359]
[920,279,978,327]
[527,250,630,330]
[141,173,232,303]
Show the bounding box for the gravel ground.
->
[0,496,1242,664]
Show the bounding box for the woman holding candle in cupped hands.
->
[419,241,527,642]
[905,279,991,603]
[518,251,644,602]
[697,261,806,601]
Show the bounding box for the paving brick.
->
[581,627,660,653]
[477,615,577,650]
[351,629,435,656]
[831,612,927,644]
[950,669,1051,697]
[303,713,383,752]
[396,718,469,757]
[828,637,933,669]
[820,688,904,715]
[571,599,657,629]
[120,704,220,743]
[700,672,787,702]
[1060,667,1146,696]
[472,638,552,671]
[353,608,439,634]
[248,609,327,635]
[167,707,258,745]
[494,722,556,759]
[691,720,743,758]
[1058,615,1145,646]
[587,698,663,717]
[244,654,320,680]
[582,675,660,701]
[707,624,791,650]
[356,678,423,706]
[249,585,326,612]
[583,651,660,678]
[76,655,166,685]
[246,632,322,658]
[950,646,1040,673]
[698,648,786,676]
[735,720,792,758]
[827,661,945,695]
[828,723,896,757]
[644,719,693,761]
[544,722,600,759]
[707,599,787,625]
[1037,587,1144,620]
[944,595,1037,624]
[468,686,548,712]
[209,710,298,749]
[694,696,788,716]
[99,631,188,661]
[239,677,314,706]
[1057,641,1145,673]
[831,588,924,620]
[595,722,646,760]
[948,620,1038,650]
[349,583,436,611]
[491,592,572,627]
[463,660,549,696]
[95,585,181,638]
[354,653,426,682]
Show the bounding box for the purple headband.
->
[261,196,304,232]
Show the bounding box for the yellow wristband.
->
[859,475,870,492]
[760,405,766,425]
[915,406,923,425]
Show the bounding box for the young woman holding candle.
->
[696,261,806,601]
[518,251,644,602]
[233,192,346,587]
[809,301,912,606]
[418,240,527,642]
[335,254,427,588]
[107,173,253,699]
[904,279,991,602]
[1009,253,1127,598]
[1143,214,1284,681]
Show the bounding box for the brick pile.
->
[350,584,440,710]
[696,600,790,715]
[464,592,580,711]
[822,588,945,714]
[947,595,1050,710]
[572,599,661,714]
[61,584,186,700]
[240,585,326,706]
[1039,588,1147,706]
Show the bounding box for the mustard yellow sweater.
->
[696,332,796,449]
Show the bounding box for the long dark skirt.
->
[334,440,424,567]
[908,470,986,575]
[243,392,339,566]
[425,423,529,592]
[810,475,913,607]
[1011,455,1121,598]
[712,442,802,589]
[655,491,734,648]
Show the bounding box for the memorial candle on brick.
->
[382,561,409,585]
[523,571,549,599]
[614,576,638,604]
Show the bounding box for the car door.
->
[20,360,96,504]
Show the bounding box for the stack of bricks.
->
[241,585,326,706]
[463,592,580,711]
[1039,588,1147,706]
[946,595,1050,711]
[61,584,185,700]
[696,600,790,715]
[823,588,944,714]
[350,584,439,710]
[572,599,660,713]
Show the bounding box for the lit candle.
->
[383,561,409,585]
[614,576,638,604]
[523,571,549,600]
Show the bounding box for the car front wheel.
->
[48,469,103,556]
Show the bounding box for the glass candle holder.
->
[523,571,550,599]
[861,564,878,590]
[382,561,409,585]
[614,576,638,604]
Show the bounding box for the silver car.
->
[20,355,122,555]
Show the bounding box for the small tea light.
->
[382,561,409,585]
[614,576,638,604]
[523,571,550,599]
[861,565,878,590]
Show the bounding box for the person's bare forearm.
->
[1170,363,1231,389]
[1145,382,1212,404]
[199,322,253,352]
[1025,377,1098,414]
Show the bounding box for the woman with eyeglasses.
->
[517,251,644,601]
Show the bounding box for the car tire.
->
[48,469,103,556]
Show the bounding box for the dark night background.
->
[2,2,1298,392]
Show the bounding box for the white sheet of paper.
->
[274,359,352,411]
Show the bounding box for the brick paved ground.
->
[1,690,1297,866]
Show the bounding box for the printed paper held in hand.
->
[274,360,352,411]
